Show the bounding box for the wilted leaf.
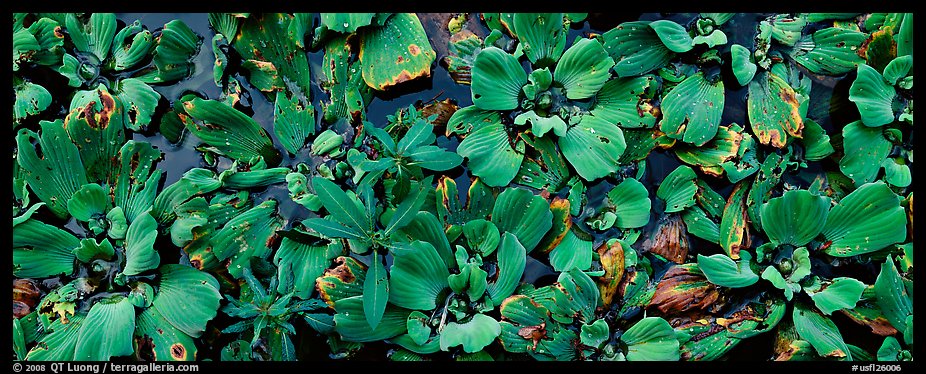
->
[747,71,804,148]
[650,263,722,314]
[13,79,52,125]
[210,200,284,278]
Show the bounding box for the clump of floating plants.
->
[13,12,913,362]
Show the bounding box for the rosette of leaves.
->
[28,13,201,130]
[450,13,654,186]
[349,108,463,196]
[220,266,331,361]
[20,212,221,361]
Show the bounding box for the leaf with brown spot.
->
[747,71,804,149]
[720,182,750,259]
[597,240,626,306]
[534,198,571,254]
[317,256,367,307]
[360,13,436,91]
[442,30,483,85]
[134,307,198,361]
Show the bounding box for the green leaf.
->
[320,13,376,33]
[492,187,553,253]
[121,212,160,276]
[73,238,115,263]
[660,72,724,146]
[16,121,89,218]
[882,56,912,87]
[806,277,866,315]
[75,297,135,361]
[457,121,525,187]
[471,47,527,111]
[656,165,698,214]
[731,44,757,86]
[406,311,431,346]
[273,234,343,299]
[512,13,566,67]
[334,296,411,342]
[793,303,851,359]
[13,79,52,124]
[113,78,160,131]
[558,115,626,181]
[67,183,109,222]
[211,200,283,277]
[363,256,390,331]
[681,206,720,244]
[697,251,759,288]
[874,259,912,332]
[112,149,162,225]
[554,38,615,100]
[389,241,451,310]
[603,21,674,77]
[760,190,830,247]
[182,98,280,164]
[790,27,866,75]
[439,314,502,353]
[557,269,599,323]
[550,230,592,272]
[747,71,804,148]
[110,21,154,71]
[877,336,904,361]
[13,219,79,278]
[839,120,892,187]
[137,19,201,84]
[621,317,680,361]
[462,219,501,257]
[273,91,315,155]
[801,118,835,161]
[849,64,897,127]
[822,182,907,257]
[514,111,567,138]
[486,233,526,305]
[394,211,455,270]
[581,319,610,349]
[592,75,659,128]
[385,185,429,235]
[360,13,436,90]
[313,177,371,234]
[606,178,651,229]
[25,313,85,361]
[135,307,198,361]
[152,264,221,338]
[66,13,116,61]
[649,20,693,53]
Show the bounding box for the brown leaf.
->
[643,214,690,264]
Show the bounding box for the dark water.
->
[16,12,880,362]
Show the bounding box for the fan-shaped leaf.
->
[492,187,553,253]
[471,47,527,111]
[274,233,343,299]
[731,44,757,85]
[649,20,693,53]
[273,91,315,155]
[75,297,135,361]
[790,27,866,75]
[66,13,116,61]
[839,120,892,187]
[320,13,376,33]
[656,165,697,214]
[67,183,109,222]
[849,64,897,127]
[25,314,85,361]
[697,251,759,288]
[389,241,451,310]
[13,219,79,278]
[554,38,615,100]
[66,85,126,184]
[558,115,626,181]
[747,71,804,148]
[550,230,592,272]
[606,178,651,229]
[457,121,525,187]
[621,317,680,361]
[121,212,160,276]
[874,259,912,332]
[137,19,201,84]
[760,190,830,247]
[806,277,866,315]
[183,98,280,164]
[135,307,198,361]
[603,21,674,77]
[112,141,162,223]
[439,314,502,353]
[211,200,284,278]
[334,296,411,342]
[512,13,566,67]
[152,264,221,338]
[660,72,724,146]
[822,182,906,257]
[793,303,850,359]
[591,75,659,128]
[13,80,52,124]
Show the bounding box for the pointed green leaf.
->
[364,256,390,330]
[760,190,830,247]
[471,47,527,110]
[440,314,502,353]
[660,72,724,146]
[360,13,436,90]
[822,182,906,257]
[554,38,615,100]
[385,185,428,235]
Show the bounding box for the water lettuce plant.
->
[11,12,914,363]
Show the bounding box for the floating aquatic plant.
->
[11,12,915,363]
